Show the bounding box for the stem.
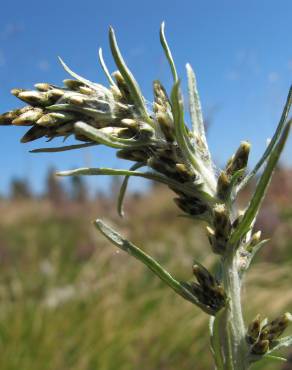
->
[219,251,249,370]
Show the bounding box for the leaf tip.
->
[55,171,66,177]
[109,26,115,39]
[118,209,124,218]
[94,219,103,230]
[57,56,65,66]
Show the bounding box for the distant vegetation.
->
[0,166,291,369]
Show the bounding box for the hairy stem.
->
[219,250,249,369]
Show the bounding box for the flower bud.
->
[11,88,26,97]
[48,88,65,100]
[217,171,230,200]
[232,210,245,229]
[261,313,292,341]
[250,231,262,246]
[120,118,138,129]
[251,340,269,355]
[175,163,196,182]
[213,204,232,237]
[36,112,75,127]
[192,263,217,288]
[63,79,85,90]
[113,71,132,103]
[34,83,53,92]
[174,197,207,216]
[156,111,175,142]
[117,148,149,162]
[246,314,261,344]
[12,108,43,126]
[68,95,85,105]
[20,126,48,143]
[0,107,31,125]
[226,141,251,176]
[79,86,95,95]
[153,80,171,110]
[206,226,215,244]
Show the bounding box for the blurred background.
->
[0,1,291,369]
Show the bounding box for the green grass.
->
[0,192,291,370]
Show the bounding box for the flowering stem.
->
[219,249,249,369]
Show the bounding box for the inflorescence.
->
[0,23,291,362]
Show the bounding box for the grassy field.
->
[0,179,291,370]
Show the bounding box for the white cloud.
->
[268,72,280,83]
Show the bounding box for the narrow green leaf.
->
[56,165,205,199]
[264,355,287,362]
[240,239,269,275]
[58,57,99,90]
[250,355,287,368]
[229,169,246,202]
[231,120,291,244]
[171,81,197,163]
[57,167,145,177]
[159,22,178,82]
[47,104,114,121]
[74,121,151,149]
[98,48,116,87]
[30,142,98,153]
[94,219,215,314]
[171,82,216,194]
[117,162,145,217]
[238,85,292,192]
[186,63,210,158]
[108,27,150,124]
[250,331,292,364]
[210,311,226,370]
[269,335,292,353]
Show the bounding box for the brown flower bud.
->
[226,141,251,176]
[251,340,269,355]
[246,314,261,344]
[217,171,230,200]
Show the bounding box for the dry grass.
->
[0,180,291,370]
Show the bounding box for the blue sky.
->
[0,0,291,195]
